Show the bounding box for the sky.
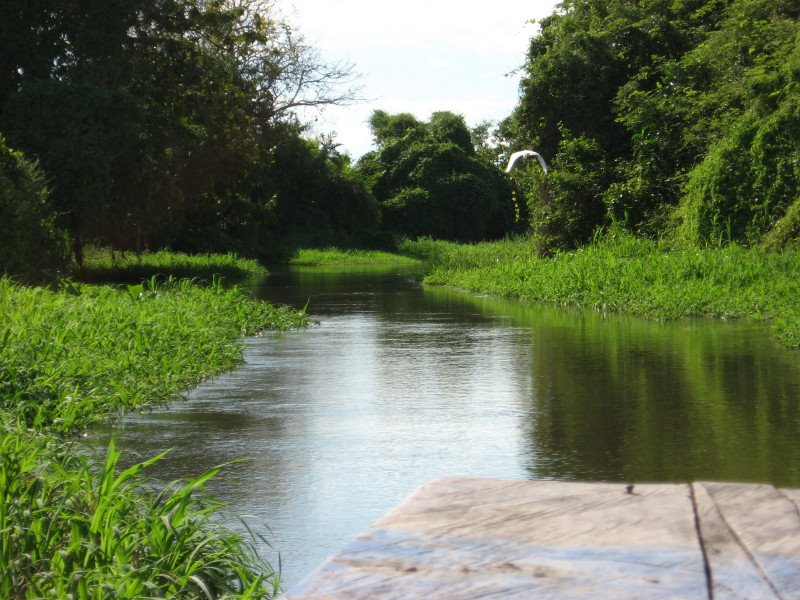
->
[284,0,561,159]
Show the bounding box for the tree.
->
[0,136,66,277]
[0,0,361,257]
[175,124,382,259]
[356,111,516,242]
[525,130,612,253]
[505,0,800,247]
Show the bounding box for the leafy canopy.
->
[357,110,516,242]
[504,0,800,249]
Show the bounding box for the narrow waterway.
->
[93,266,800,588]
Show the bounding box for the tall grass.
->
[401,233,800,348]
[79,248,267,283]
[290,247,421,267]
[1,275,309,597]
[1,276,308,431]
[0,429,278,599]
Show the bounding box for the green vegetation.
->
[290,247,421,267]
[0,135,67,279]
[354,111,517,242]
[5,0,798,267]
[3,0,800,592]
[762,197,800,251]
[1,275,309,596]
[401,233,800,348]
[80,248,267,283]
[0,0,364,266]
[1,277,308,431]
[502,0,800,252]
[1,431,278,598]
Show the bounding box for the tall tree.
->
[505,0,800,247]
[356,111,516,242]
[0,0,359,256]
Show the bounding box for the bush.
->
[523,130,610,254]
[761,196,800,251]
[676,98,800,246]
[382,188,435,238]
[357,111,516,242]
[176,131,382,260]
[0,136,66,278]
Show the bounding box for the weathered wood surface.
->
[286,478,800,599]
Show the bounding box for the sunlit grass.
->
[80,248,267,283]
[1,276,309,431]
[290,247,421,267]
[401,232,800,348]
[1,275,309,597]
[0,427,278,599]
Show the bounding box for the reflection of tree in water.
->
[524,311,800,485]
[431,289,800,486]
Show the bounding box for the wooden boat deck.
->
[286,477,800,599]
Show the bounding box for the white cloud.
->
[426,57,451,70]
[285,0,559,158]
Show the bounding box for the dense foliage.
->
[0,137,66,278]
[0,275,309,596]
[1,277,307,431]
[177,127,383,261]
[1,430,278,598]
[504,0,800,251]
[356,111,517,242]
[0,0,362,265]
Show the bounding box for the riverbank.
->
[397,233,800,348]
[1,261,309,598]
[289,247,421,267]
[78,247,268,283]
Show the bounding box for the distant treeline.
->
[0,0,381,276]
[2,0,799,279]
[0,0,520,280]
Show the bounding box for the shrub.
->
[382,188,435,238]
[357,111,515,242]
[675,98,800,246]
[761,197,800,251]
[0,136,66,278]
[524,130,610,254]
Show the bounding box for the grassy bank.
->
[399,233,800,348]
[79,248,267,283]
[1,273,309,598]
[290,247,421,267]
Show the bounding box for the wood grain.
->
[691,482,778,599]
[700,481,800,598]
[286,478,800,599]
[287,478,709,599]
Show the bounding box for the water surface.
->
[94,266,800,587]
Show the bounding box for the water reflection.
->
[91,267,800,588]
[434,289,800,484]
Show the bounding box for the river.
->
[92,265,800,588]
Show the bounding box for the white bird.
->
[505,150,549,174]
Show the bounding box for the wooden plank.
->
[287,478,708,599]
[691,483,778,599]
[700,482,800,598]
[780,487,800,513]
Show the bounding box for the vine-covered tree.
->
[356,110,516,242]
[505,0,800,249]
